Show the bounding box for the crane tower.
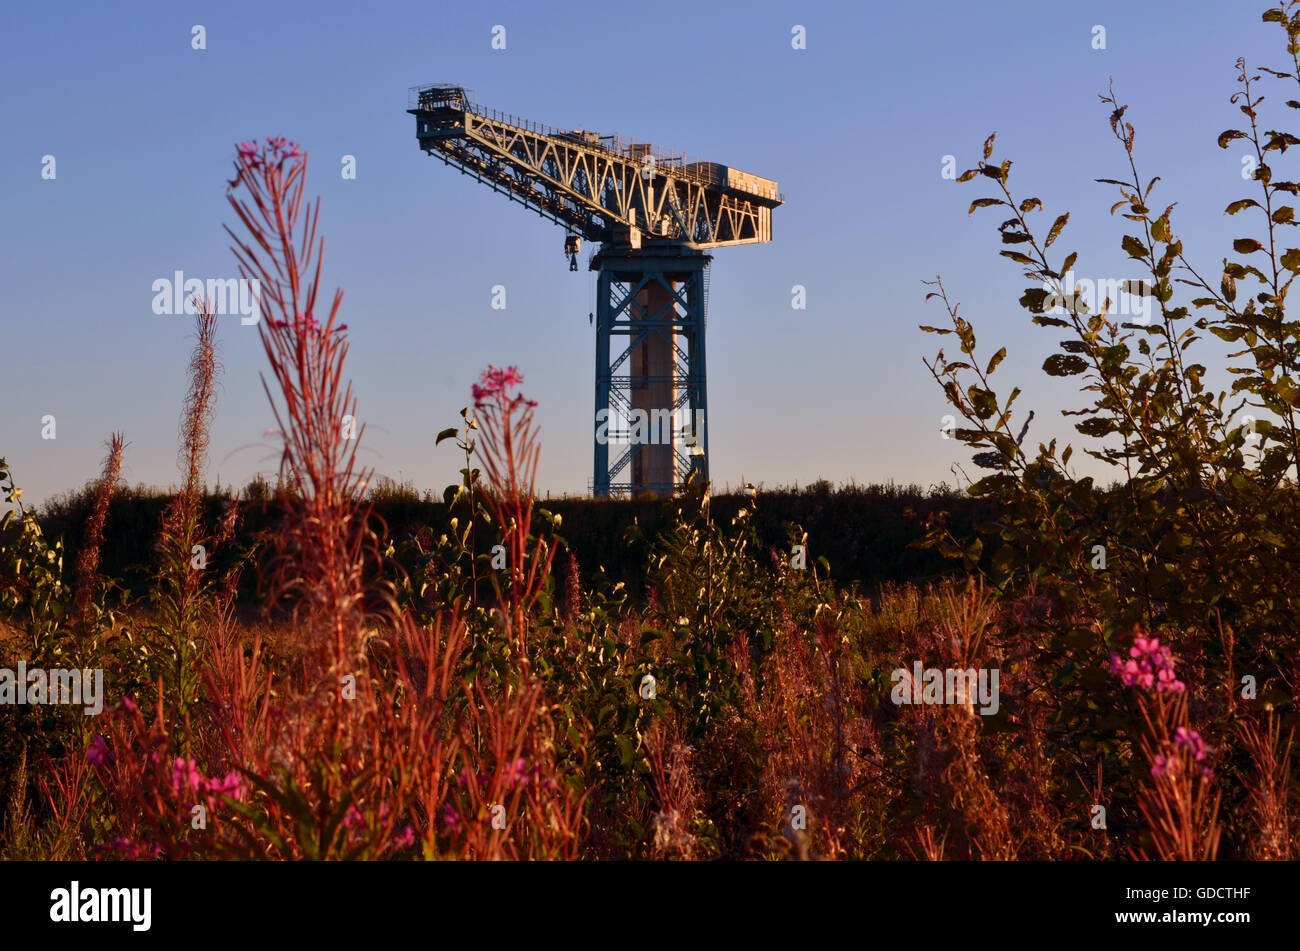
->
[409,84,781,497]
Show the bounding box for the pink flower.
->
[122,697,137,712]
[170,757,202,795]
[441,803,460,828]
[1174,726,1211,762]
[100,837,162,860]
[268,310,337,337]
[235,135,304,174]
[202,771,244,801]
[472,365,537,409]
[1150,730,1214,781]
[1108,628,1185,694]
[391,825,415,850]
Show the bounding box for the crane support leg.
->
[592,244,711,498]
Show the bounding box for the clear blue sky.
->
[0,0,1286,507]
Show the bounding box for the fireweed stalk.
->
[225,137,372,688]
[152,303,223,744]
[72,432,124,645]
[222,137,389,852]
[1108,627,1222,860]
[471,366,557,664]
[446,367,586,858]
[219,141,577,859]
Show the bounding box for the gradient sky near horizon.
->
[0,0,1289,508]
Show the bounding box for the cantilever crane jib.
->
[407,84,780,250]
[409,83,781,498]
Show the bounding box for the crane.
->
[408,84,781,498]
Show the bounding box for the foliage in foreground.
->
[5,11,1300,857]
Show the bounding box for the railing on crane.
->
[408,83,784,204]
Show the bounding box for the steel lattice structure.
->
[408,83,781,497]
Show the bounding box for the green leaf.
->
[1043,354,1089,376]
[1020,288,1052,313]
[1222,273,1238,301]
[1151,212,1172,243]
[970,474,1016,496]
[436,427,459,445]
[616,734,636,767]
[956,321,976,354]
[1045,213,1069,248]
[968,386,998,420]
[1282,248,1300,272]
[1076,417,1113,437]
[1121,235,1147,259]
[1225,199,1261,215]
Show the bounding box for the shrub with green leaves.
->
[919,3,1300,854]
[0,459,69,659]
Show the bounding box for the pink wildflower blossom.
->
[1174,726,1212,763]
[472,365,537,409]
[344,805,365,832]
[1108,630,1185,694]
[170,757,202,795]
[391,825,415,850]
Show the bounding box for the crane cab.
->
[564,234,582,271]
